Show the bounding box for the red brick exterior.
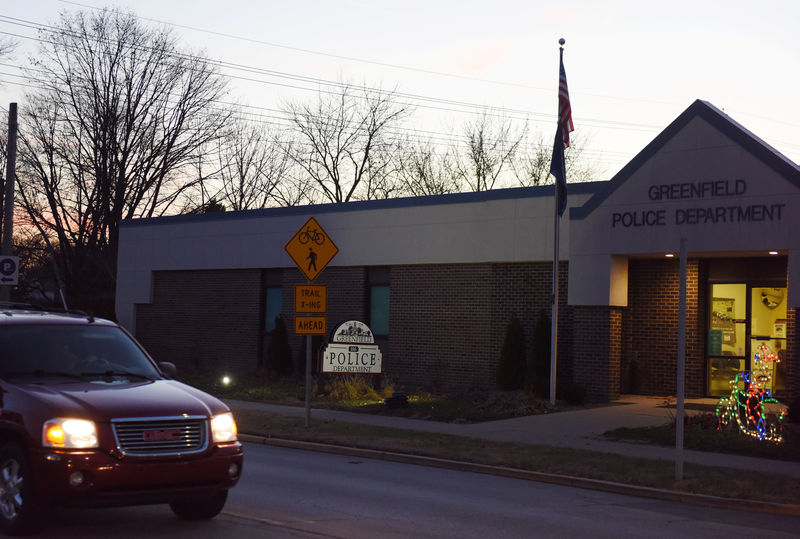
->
[787,308,797,401]
[136,270,262,373]
[387,262,569,390]
[133,259,795,404]
[571,307,622,402]
[620,259,706,397]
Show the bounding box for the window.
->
[368,267,390,337]
[370,285,390,336]
[265,287,283,333]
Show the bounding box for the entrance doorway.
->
[707,283,787,397]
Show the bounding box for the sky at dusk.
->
[1,0,798,181]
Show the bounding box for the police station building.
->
[116,100,799,402]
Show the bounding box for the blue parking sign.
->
[0,256,19,285]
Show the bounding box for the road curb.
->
[239,433,800,516]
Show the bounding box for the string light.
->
[716,342,785,444]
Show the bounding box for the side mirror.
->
[159,361,177,377]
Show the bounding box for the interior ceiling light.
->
[769,251,779,255]
[665,253,675,258]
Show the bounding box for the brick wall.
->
[572,306,622,402]
[621,259,706,397]
[136,269,262,374]
[388,262,569,391]
[787,308,797,401]
[133,260,795,404]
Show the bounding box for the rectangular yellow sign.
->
[295,316,327,335]
[295,285,327,313]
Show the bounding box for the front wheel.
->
[169,490,228,520]
[0,443,43,536]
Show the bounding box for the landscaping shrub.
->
[497,315,526,390]
[327,375,390,402]
[296,334,324,378]
[527,309,550,397]
[266,315,293,376]
[557,380,587,405]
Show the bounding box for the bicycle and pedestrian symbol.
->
[284,217,339,282]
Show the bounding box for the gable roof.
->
[571,100,800,220]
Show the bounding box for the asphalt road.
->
[40,442,800,538]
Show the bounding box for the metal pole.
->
[304,334,312,428]
[549,193,560,406]
[2,103,16,255]
[1,103,18,303]
[304,275,313,428]
[675,237,687,480]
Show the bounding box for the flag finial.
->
[558,38,565,46]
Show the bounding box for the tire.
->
[169,490,227,520]
[0,443,43,536]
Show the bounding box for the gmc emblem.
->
[142,429,182,442]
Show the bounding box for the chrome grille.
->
[112,416,208,456]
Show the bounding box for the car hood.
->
[12,379,227,422]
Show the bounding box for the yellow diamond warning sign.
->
[285,217,339,282]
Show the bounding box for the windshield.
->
[0,324,161,380]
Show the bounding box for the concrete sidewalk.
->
[227,394,800,478]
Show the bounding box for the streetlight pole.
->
[1,103,17,303]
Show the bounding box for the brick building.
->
[117,101,799,402]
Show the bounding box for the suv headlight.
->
[43,418,99,448]
[210,412,238,444]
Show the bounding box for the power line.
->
[0,16,664,133]
[54,0,691,109]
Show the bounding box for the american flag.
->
[556,54,574,149]
[550,47,573,216]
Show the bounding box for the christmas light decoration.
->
[715,342,785,444]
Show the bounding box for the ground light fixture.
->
[769,251,779,255]
[665,253,675,258]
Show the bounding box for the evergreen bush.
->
[527,309,551,397]
[266,315,293,376]
[497,315,526,390]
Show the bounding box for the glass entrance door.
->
[708,284,747,396]
[707,284,788,396]
[749,287,787,395]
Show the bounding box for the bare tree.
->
[283,83,409,203]
[0,36,17,62]
[395,136,460,196]
[15,8,230,315]
[453,112,524,192]
[513,130,602,186]
[211,118,291,211]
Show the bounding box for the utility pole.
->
[1,103,17,302]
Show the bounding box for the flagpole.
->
[549,39,566,407]
[550,175,560,407]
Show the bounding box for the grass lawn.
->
[604,412,800,462]
[230,407,800,506]
[181,371,800,505]
[181,371,555,422]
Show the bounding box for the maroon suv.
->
[0,307,243,536]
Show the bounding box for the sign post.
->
[675,237,687,480]
[285,217,338,428]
